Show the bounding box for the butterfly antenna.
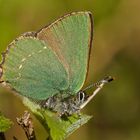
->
[80,76,114,109]
[82,76,114,91]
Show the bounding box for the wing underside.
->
[37,11,93,94]
[0,38,69,100]
[0,12,93,100]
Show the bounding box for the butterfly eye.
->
[78,91,85,103]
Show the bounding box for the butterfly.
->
[0,11,113,116]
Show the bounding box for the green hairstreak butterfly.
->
[0,11,113,116]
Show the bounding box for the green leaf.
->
[0,112,13,132]
[23,98,92,140]
[42,111,92,140]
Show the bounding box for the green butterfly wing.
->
[37,11,93,94]
[0,12,93,100]
[0,38,69,99]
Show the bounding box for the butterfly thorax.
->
[40,91,88,116]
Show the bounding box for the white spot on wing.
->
[28,54,32,57]
[16,73,21,80]
[43,46,47,49]
[19,65,23,69]
[21,58,26,62]
[38,50,43,53]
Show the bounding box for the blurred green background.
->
[0,0,140,140]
